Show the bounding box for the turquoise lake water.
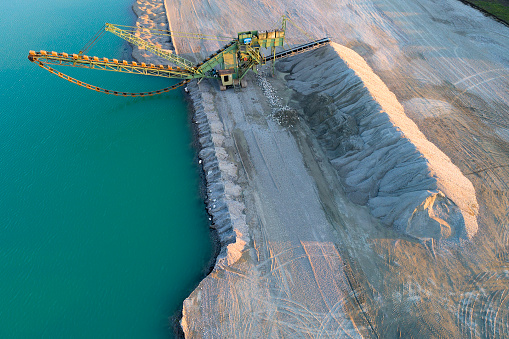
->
[0,0,213,337]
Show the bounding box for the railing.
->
[263,37,330,63]
[27,51,191,96]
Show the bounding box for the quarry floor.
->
[157,0,509,337]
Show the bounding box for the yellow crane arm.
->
[104,23,198,74]
[28,50,196,79]
[28,50,191,96]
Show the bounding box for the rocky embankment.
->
[188,82,249,266]
[158,0,509,336]
[278,43,479,241]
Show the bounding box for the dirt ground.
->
[165,0,509,337]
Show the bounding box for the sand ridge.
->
[131,0,175,64]
[279,43,479,241]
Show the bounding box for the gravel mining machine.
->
[28,16,329,97]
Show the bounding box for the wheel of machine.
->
[240,79,248,88]
[219,85,226,91]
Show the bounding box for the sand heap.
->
[278,43,479,240]
[131,0,175,64]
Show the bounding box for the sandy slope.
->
[160,0,509,337]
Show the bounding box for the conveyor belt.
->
[28,51,195,79]
[263,37,330,63]
[28,51,190,96]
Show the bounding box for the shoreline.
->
[128,0,234,335]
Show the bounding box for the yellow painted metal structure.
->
[28,15,329,95]
[104,23,198,74]
[28,51,190,96]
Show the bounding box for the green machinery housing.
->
[214,27,286,89]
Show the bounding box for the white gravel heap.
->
[279,43,479,240]
[256,71,300,128]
